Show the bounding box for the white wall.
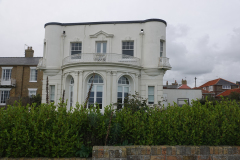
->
[163,89,202,107]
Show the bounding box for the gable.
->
[216,79,237,86]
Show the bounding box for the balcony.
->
[37,58,46,69]
[158,57,171,70]
[0,79,16,87]
[62,53,141,67]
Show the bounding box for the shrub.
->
[0,97,240,157]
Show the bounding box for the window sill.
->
[29,81,37,82]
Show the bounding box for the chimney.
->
[182,79,187,85]
[166,81,168,86]
[25,46,34,57]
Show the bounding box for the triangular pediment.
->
[90,30,114,38]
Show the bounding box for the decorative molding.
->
[112,71,117,76]
[90,30,114,38]
[125,36,132,40]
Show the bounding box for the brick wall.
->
[0,65,43,106]
[0,146,239,159]
[92,146,240,160]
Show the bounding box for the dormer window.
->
[222,85,231,89]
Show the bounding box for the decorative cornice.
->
[44,19,167,28]
[90,30,114,38]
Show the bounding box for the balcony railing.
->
[158,57,171,69]
[0,78,16,87]
[63,53,141,66]
[37,58,46,69]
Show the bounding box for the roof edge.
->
[44,18,167,28]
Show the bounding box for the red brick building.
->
[198,78,239,97]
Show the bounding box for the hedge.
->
[0,98,240,157]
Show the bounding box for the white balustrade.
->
[158,57,171,69]
[62,53,141,66]
[37,58,46,69]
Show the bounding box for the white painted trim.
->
[30,67,37,69]
[28,88,37,97]
[0,88,11,91]
[1,67,13,69]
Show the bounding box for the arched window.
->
[87,74,103,109]
[69,77,74,107]
[117,76,129,108]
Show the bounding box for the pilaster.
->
[111,71,117,104]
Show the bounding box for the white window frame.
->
[209,86,213,91]
[148,86,155,104]
[222,85,231,89]
[87,74,104,109]
[28,88,37,98]
[69,77,74,107]
[71,42,82,55]
[29,67,38,82]
[96,41,107,53]
[50,85,55,103]
[1,67,13,82]
[117,76,130,108]
[49,83,57,104]
[122,41,134,57]
[0,88,11,105]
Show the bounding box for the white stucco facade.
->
[163,89,202,107]
[37,19,171,110]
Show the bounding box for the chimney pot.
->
[25,47,34,57]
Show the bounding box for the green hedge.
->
[0,99,240,157]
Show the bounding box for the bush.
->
[0,97,240,157]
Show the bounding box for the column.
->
[73,71,79,108]
[106,71,112,105]
[135,73,140,93]
[111,71,117,104]
[78,71,83,104]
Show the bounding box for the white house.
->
[37,19,171,110]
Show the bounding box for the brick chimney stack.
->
[25,46,34,57]
[182,79,187,85]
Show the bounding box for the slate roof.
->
[216,88,240,97]
[0,57,42,66]
[199,78,237,88]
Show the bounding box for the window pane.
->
[89,98,94,103]
[97,86,103,92]
[124,93,128,98]
[103,42,107,53]
[50,85,55,102]
[148,86,154,95]
[97,42,101,53]
[96,98,102,103]
[97,92,102,97]
[118,92,122,97]
[124,87,129,93]
[90,92,94,97]
[122,50,133,56]
[118,86,122,92]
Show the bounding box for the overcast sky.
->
[0,0,239,87]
